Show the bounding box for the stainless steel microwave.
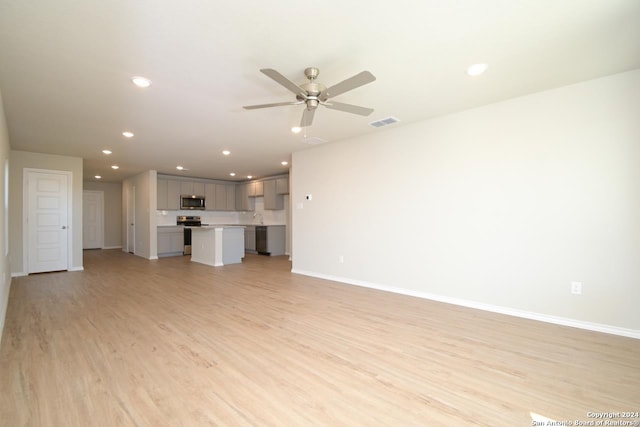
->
[180,195,205,210]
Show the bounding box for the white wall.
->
[9,150,84,275]
[0,89,11,345]
[292,69,640,334]
[123,170,157,259]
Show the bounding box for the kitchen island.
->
[190,226,245,267]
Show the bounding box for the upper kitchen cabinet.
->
[193,182,205,196]
[167,180,180,210]
[157,178,168,209]
[205,184,216,211]
[180,181,204,195]
[276,177,289,195]
[235,183,253,211]
[180,181,193,195]
[157,177,181,210]
[214,183,236,211]
[215,184,227,210]
[246,181,264,197]
[225,183,236,210]
[263,179,284,210]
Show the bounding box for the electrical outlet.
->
[571,281,582,295]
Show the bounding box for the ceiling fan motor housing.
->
[304,67,320,81]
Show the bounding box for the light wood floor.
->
[1,250,638,426]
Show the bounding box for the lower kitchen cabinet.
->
[157,227,184,257]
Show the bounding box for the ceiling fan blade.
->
[243,101,303,110]
[320,71,376,101]
[260,68,307,98]
[323,101,374,116]
[300,108,316,127]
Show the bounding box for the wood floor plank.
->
[1,249,638,426]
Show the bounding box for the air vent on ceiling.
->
[303,136,327,145]
[369,116,400,128]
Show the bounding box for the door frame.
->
[83,190,104,249]
[126,185,135,254]
[23,168,74,273]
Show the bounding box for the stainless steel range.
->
[177,215,201,255]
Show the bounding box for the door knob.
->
[62,226,67,229]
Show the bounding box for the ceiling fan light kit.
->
[243,67,376,127]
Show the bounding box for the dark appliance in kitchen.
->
[180,194,206,210]
[256,226,268,255]
[177,215,201,255]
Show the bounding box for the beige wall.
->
[83,181,122,249]
[0,89,11,345]
[9,151,83,275]
[291,69,640,334]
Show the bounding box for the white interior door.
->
[83,190,104,249]
[127,186,135,253]
[27,171,69,273]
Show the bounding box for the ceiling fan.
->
[243,67,376,127]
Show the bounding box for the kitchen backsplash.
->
[156,196,288,226]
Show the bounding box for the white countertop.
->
[157,224,285,228]
[194,225,245,230]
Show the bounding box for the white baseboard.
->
[102,246,122,250]
[12,266,85,276]
[291,268,640,340]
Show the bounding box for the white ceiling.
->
[1,0,639,182]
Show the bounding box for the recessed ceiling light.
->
[102,149,112,155]
[291,126,302,134]
[176,166,185,170]
[122,131,134,138]
[466,63,488,76]
[247,175,253,179]
[111,165,119,170]
[131,76,152,88]
[281,161,288,166]
[222,150,231,156]
[229,172,236,177]
[95,175,102,179]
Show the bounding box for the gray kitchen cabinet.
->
[193,182,205,196]
[157,178,168,209]
[263,179,284,210]
[254,181,264,197]
[157,226,184,257]
[205,184,216,211]
[225,184,236,210]
[235,184,245,210]
[244,225,256,253]
[215,184,227,210]
[180,181,193,195]
[276,177,289,195]
[167,180,181,210]
[180,180,205,196]
[235,183,253,211]
[247,181,263,197]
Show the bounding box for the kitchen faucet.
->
[253,212,264,225]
